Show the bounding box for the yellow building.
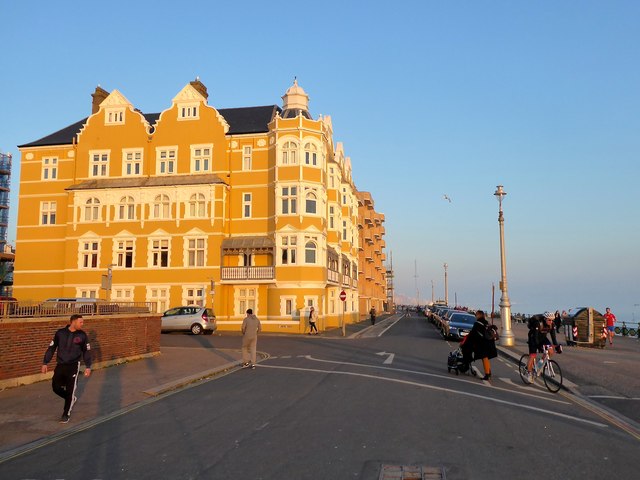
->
[15,80,366,332]
[356,192,387,318]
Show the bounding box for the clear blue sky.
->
[1,1,639,320]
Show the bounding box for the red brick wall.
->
[0,315,161,382]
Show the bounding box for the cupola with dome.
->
[281,79,312,119]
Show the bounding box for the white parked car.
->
[161,306,216,335]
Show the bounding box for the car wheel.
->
[191,323,203,335]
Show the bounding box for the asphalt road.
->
[1,314,637,480]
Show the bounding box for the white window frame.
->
[149,238,170,268]
[42,157,58,180]
[178,103,199,120]
[114,238,135,268]
[329,205,335,229]
[146,286,170,313]
[84,198,101,222]
[89,150,110,178]
[113,287,134,302]
[281,140,298,165]
[305,190,317,215]
[190,144,212,173]
[78,239,100,269]
[281,186,298,215]
[304,239,317,264]
[122,148,143,176]
[188,193,207,218]
[156,147,177,175]
[236,287,257,316]
[342,220,347,241]
[40,201,57,225]
[182,286,206,306]
[118,196,136,221]
[242,193,252,218]
[152,194,171,219]
[304,142,319,166]
[105,108,125,125]
[242,145,252,171]
[280,235,297,265]
[280,296,296,316]
[76,288,99,299]
[184,236,207,267]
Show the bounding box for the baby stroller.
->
[447,341,479,376]
[447,347,470,375]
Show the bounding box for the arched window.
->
[118,196,135,220]
[153,194,171,219]
[305,241,316,264]
[282,141,298,165]
[304,143,318,166]
[305,192,317,214]
[189,193,206,217]
[84,198,100,221]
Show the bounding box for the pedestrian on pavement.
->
[554,310,562,333]
[241,308,261,369]
[370,307,376,325]
[604,307,617,346]
[467,310,497,381]
[41,314,92,423]
[308,306,319,335]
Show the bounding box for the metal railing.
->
[328,269,340,284]
[0,300,153,320]
[221,266,275,281]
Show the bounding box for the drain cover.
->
[379,464,446,480]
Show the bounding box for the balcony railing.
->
[328,269,340,284]
[221,266,275,281]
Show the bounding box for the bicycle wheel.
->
[542,359,563,392]
[518,354,531,385]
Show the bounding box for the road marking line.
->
[376,351,395,364]
[257,364,606,429]
[294,355,570,405]
[589,395,640,400]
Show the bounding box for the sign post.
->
[339,290,347,337]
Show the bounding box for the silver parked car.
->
[161,306,216,335]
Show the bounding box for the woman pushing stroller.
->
[460,310,498,381]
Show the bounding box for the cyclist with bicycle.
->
[526,311,560,383]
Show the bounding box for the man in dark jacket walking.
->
[42,314,92,423]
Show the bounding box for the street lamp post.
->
[494,185,514,346]
[443,263,448,306]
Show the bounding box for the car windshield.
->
[450,314,475,325]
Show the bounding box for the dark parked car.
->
[446,312,476,340]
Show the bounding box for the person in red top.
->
[603,307,617,346]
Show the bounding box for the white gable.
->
[99,89,133,109]
[172,84,207,104]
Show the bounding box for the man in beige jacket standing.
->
[241,309,261,369]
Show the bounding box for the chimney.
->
[91,86,109,114]
[190,77,208,100]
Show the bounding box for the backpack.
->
[484,324,499,341]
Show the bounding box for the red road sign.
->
[339,290,347,301]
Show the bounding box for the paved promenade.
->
[0,318,380,462]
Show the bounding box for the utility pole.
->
[443,263,448,305]
[431,280,434,303]
[414,260,419,307]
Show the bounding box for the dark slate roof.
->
[19,105,281,148]
[19,118,89,148]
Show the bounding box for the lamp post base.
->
[500,331,515,346]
